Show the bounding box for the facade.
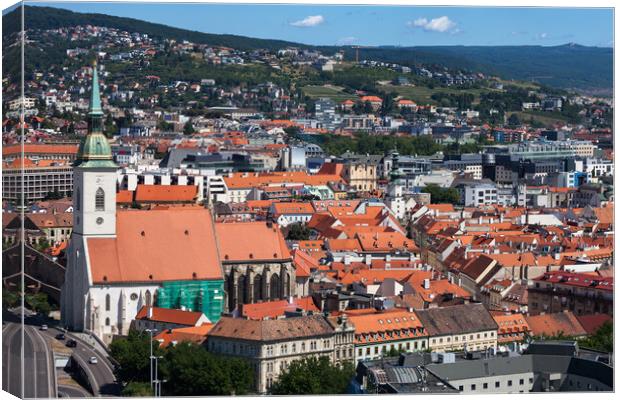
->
[342,160,378,191]
[2,161,73,204]
[207,314,355,393]
[415,304,498,352]
[348,309,428,363]
[527,271,613,316]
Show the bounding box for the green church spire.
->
[88,59,103,117]
[74,60,117,169]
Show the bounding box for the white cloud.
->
[290,15,325,27]
[337,36,357,45]
[408,16,456,33]
[538,32,548,39]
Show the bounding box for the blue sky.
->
[24,3,614,47]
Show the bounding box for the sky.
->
[20,2,615,47]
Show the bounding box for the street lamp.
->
[145,328,157,389]
[154,356,164,397]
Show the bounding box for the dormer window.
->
[95,187,105,211]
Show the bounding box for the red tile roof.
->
[87,208,222,284]
[241,297,319,320]
[525,311,587,337]
[135,306,205,326]
[532,270,613,292]
[134,185,198,203]
[154,323,213,347]
[215,221,290,262]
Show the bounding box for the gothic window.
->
[270,274,281,300]
[145,290,152,307]
[105,294,111,311]
[76,188,81,211]
[253,274,263,301]
[105,318,110,326]
[95,187,105,211]
[237,275,247,305]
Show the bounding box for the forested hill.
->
[2,5,307,51]
[350,45,612,94]
[3,5,613,93]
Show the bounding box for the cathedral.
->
[61,63,296,343]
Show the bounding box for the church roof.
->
[86,208,222,284]
[215,221,290,263]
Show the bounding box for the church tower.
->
[72,60,117,237]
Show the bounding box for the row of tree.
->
[110,331,356,396]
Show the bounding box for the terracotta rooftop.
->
[525,311,587,337]
[241,297,319,320]
[135,306,205,326]
[215,221,290,262]
[134,184,198,203]
[87,208,222,284]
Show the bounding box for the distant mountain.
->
[349,44,612,93]
[3,6,613,93]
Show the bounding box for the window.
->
[95,187,105,211]
[483,383,488,389]
[76,188,81,211]
[508,380,513,387]
[105,294,110,311]
[519,379,524,385]
[105,317,110,326]
[471,384,476,390]
[495,382,500,388]
[458,386,463,391]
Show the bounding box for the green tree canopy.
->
[286,223,312,241]
[161,342,254,396]
[421,183,460,204]
[269,356,354,395]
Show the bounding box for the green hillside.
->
[2,5,613,92]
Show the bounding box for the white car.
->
[89,356,98,364]
[40,325,48,331]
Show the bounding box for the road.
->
[2,321,56,398]
[58,384,92,398]
[39,325,120,396]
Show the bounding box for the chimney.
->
[423,279,431,290]
[365,254,372,265]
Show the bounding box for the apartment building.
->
[207,314,354,393]
[415,304,498,352]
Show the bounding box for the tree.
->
[286,223,312,241]
[162,342,254,396]
[422,184,460,204]
[3,290,20,309]
[578,321,613,353]
[25,292,52,315]
[269,356,354,395]
[110,330,163,384]
[507,113,521,127]
[121,382,153,397]
[183,121,195,135]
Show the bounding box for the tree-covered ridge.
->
[3,5,613,92]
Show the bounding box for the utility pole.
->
[146,328,157,390]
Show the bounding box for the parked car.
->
[55,333,66,340]
[66,339,77,348]
[89,356,98,364]
[40,324,48,331]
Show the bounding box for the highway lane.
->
[40,326,120,396]
[58,384,91,398]
[2,321,55,398]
